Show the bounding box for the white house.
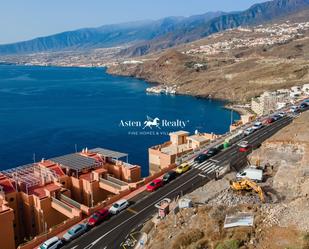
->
[302,84,309,95]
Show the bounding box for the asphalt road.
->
[63,114,295,249]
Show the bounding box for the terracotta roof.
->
[0,178,16,194]
[28,183,60,199]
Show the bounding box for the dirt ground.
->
[142,112,309,249]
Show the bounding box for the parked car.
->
[39,236,63,249]
[109,199,129,215]
[300,102,309,109]
[265,117,275,124]
[205,147,220,157]
[277,111,286,118]
[252,121,263,130]
[290,105,300,113]
[194,154,209,164]
[87,208,110,227]
[237,141,252,153]
[162,171,177,184]
[147,178,164,192]
[272,114,282,121]
[244,127,255,136]
[176,162,191,174]
[62,223,88,242]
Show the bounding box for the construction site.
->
[139,111,309,249]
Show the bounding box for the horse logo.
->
[143,116,161,129]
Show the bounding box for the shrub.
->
[215,240,240,249]
[172,229,204,249]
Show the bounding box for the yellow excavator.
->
[230,179,265,203]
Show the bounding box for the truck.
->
[236,167,263,182]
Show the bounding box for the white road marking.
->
[199,164,213,171]
[82,174,202,248]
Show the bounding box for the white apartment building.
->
[251,91,289,116]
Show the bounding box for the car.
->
[244,127,255,136]
[300,102,309,109]
[176,162,191,174]
[290,105,300,113]
[272,114,282,121]
[62,223,88,242]
[39,236,63,249]
[237,141,252,153]
[277,111,286,118]
[194,154,209,164]
[109,199,129,215]
[265,117,275,124]
[205,147,220,157]
[87,208,110,227]
[162,171,177,184]
[252,121,263,130]
[147,178,164,192]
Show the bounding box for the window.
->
[48,241,57,248]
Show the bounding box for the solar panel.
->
[50,153,97,171]
[90,148,128,159]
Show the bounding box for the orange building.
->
[149,131,220,174]
[0,147,142,249]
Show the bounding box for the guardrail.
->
[51,197,72,212]
[59,194,82,209]
[100,178,122,190]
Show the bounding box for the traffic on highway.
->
[40,99,308,249]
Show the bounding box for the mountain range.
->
[0,0,309,56]
[0,12,224,55]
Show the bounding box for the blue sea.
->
[0,65,238,176]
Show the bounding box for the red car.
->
[146,179,163,192]
[237,141,252,153]
[87,208,110,227]
[265,117,275,124]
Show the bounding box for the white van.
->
[236,167,263,182]
[39,236,63,249]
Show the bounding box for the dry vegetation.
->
[108,11,309,103]
[142,111,309,249]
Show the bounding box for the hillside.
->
[140,110,309,249]
[0,12,224,55]
[108,11,309,103]
[121,0,309,57]
[1,0,309,56]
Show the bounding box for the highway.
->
[63,114,295,249]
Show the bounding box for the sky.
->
[0,0,266,44]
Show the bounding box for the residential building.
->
[0,147,141,248]
[149,131,219,175]
[251,91,289,116]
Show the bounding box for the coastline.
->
[1,62,246,117]
[107,67,246,117]
[224,104,253,116]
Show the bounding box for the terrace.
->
[1,164,59,194]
